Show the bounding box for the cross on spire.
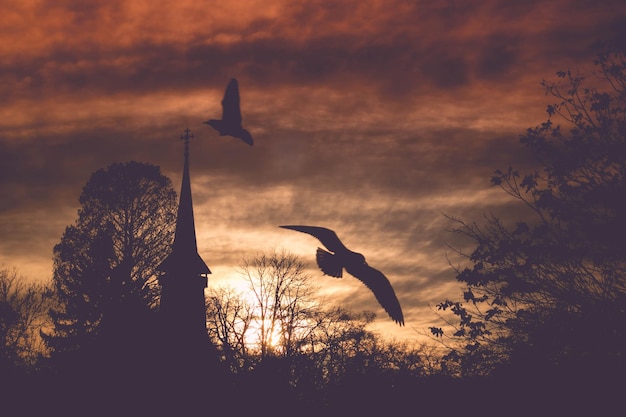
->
[181,127,194,154]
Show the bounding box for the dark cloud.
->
[3,0,624,108]
[476,35,520,79]
[419,51,471,89]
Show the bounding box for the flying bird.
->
[204,78,254,146]
[279,225,404,326]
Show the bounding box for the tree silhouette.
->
[431,46,626,384]
[42,161,177,359]
[305,308,378,386]
[204,250,430,412]
[239,249,319,358]
[206,286,255,373]
[0,267,50,371]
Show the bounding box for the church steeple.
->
[158,128,210,276]
[158,128,210,338]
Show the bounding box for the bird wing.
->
[346,262,404,326]
[221,78,242,126]
[237,128,254,146]
[279,225,350,253]
[204,119,223,134]
[316,248,344,278]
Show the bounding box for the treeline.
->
[0,258,439,415]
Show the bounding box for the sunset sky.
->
[1,0,625,343]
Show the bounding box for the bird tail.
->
[316,248,343,278]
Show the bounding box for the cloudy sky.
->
[1,0,625,343]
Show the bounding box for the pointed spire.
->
[158,128,210,275]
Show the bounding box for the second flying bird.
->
[204,78,254,146]
[280,225,404,326]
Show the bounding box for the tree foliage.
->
[43,161,177,355]
[431,46,626,378]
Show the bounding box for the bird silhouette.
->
[279,225,404,326]
[204,78,254,146]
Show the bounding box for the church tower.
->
[158,128,211,346]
